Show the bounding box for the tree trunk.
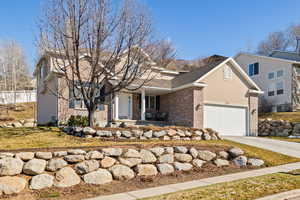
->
[88,109,95,127]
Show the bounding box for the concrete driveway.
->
[224,136,300,158]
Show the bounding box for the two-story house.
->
[235,51,300,112]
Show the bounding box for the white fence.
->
[0,90,36,104]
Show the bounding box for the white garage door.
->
[203,105,247,136]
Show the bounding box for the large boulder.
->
[109,165,135,180]
[0,157,23,176]
[174,153,193,163]
[149,147,165,156]
[228,148,244,157]
[174,146,188,154]
[67,149,86,155]
[23,159,47,175]
[15,152,34,161]
[0,153,14,159]
[100,157,116,168]
[153,130,167,138]
[95,130,112,137]
[0,176,26,195]
[102,148,123,157]
[140,150,157,163]
[46,159,68,172]
[233,156,248,167]
[123,149,141,158]
[30,174,54,190]
[83,169,113,185]
[218,151,229,159]
[198,151,216,161]
[64,155,85,163]
[156,163,174,175]
[53,151,68,157]
[136,164,158,176]
[121,131,132,138]
[35,152,53,160]
[143,130,153,138]
[192,159,206,168]
[158,154,174,163]
[75,160,100,175]
[54,167,81,188]
[214,159,229,167]
[82,127,96,135]
[247,158,264,167]
[164,147,174,154]
[174,162,193,171]
[85,151,104,160]
[118,158,142,167]
[189,148,198,158]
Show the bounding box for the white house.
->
[235,51,300,112]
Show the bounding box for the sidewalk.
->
[256,189,300,200]
[85,162,300,200]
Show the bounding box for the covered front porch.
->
[112,87,171,123]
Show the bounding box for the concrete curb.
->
[256,189,300,200]
[85,162,300,200]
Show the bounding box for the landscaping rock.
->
[163,136,171,140]
[118,158,142,167]
[228,148,244,157]
[177,130,185,137]
[35,152,52,160]
[164,147,174,154]
[174,146,188,153]
[185,131,192,137]
[15,152,34,161]
[102,148,123,157]
[82,127,96,135]
[140,149,157,163]
[54,167,81,188]
[174,162,193,171]
[198,151,216,161]
[53,151,68,157]
[75,160,100,174]
[123,149,141,158]
[0,158,23,176]
[121,131,132,138]
[12,122,22,128]
[149,147,165,156]
[136,164,158,176]
[64,155,85,163]
[167,129,177,136]
[189,148,198,158]
[67,149,86,155]
[46,159,68,172]
[214,159,229,167]
[85,151,103,160]
[192,159,206,168]
[248,158,264,167]
[174,153,193,162]
[153,130,167,138]
[218,151,229,159]
[30,174,54,190]
[157,163,174,175]
[233,156,248,167]
[194,130,203,137]
[0,153,14,159]
[95,130,112,137]
[0,176,26,195]
[110,165,135,180]
[158,154,174,163]
[143,130,153,138]
[172,135,181,140]
[101,157,116,168]
[23,159,47,175]
[83,169,113,185]
[202,133,211,140]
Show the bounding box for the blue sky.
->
[1,0,300,72]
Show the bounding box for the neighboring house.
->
[34,54,262,136]
[235,51,300,112]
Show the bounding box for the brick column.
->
[193,88,204,129]
[249,95,258,136]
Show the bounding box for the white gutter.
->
[141,82,207,92]
[248,89,264,94]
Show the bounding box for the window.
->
[268,72,275,80]
[224,65,233,80]
[277,70,283,78]
[276,82,284,95]
[69,86,86,109]
[248,62,259,76]
[145,95,156,109]
[268,84,275,96]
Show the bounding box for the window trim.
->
[248,62,259,76]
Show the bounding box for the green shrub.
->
[67,115,89,127]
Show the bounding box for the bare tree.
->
[38,0,157,126]
[0,40,31,92]
[257,31,289,55]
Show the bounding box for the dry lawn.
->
[259,112,300,122]
[0,102,35,122]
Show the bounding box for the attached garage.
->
[203,104,247,136]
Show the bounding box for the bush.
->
[67,115,89,127]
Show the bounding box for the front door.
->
[118,93,132,119]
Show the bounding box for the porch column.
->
[114,93,119,120]
[141,89,146,120]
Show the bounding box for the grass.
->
[259,111,300,122]
[0,102,35,122]
[0,127,298,166]
[143,170,300,200]
[267,136,300,143]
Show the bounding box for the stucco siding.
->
[235,54,292,106]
